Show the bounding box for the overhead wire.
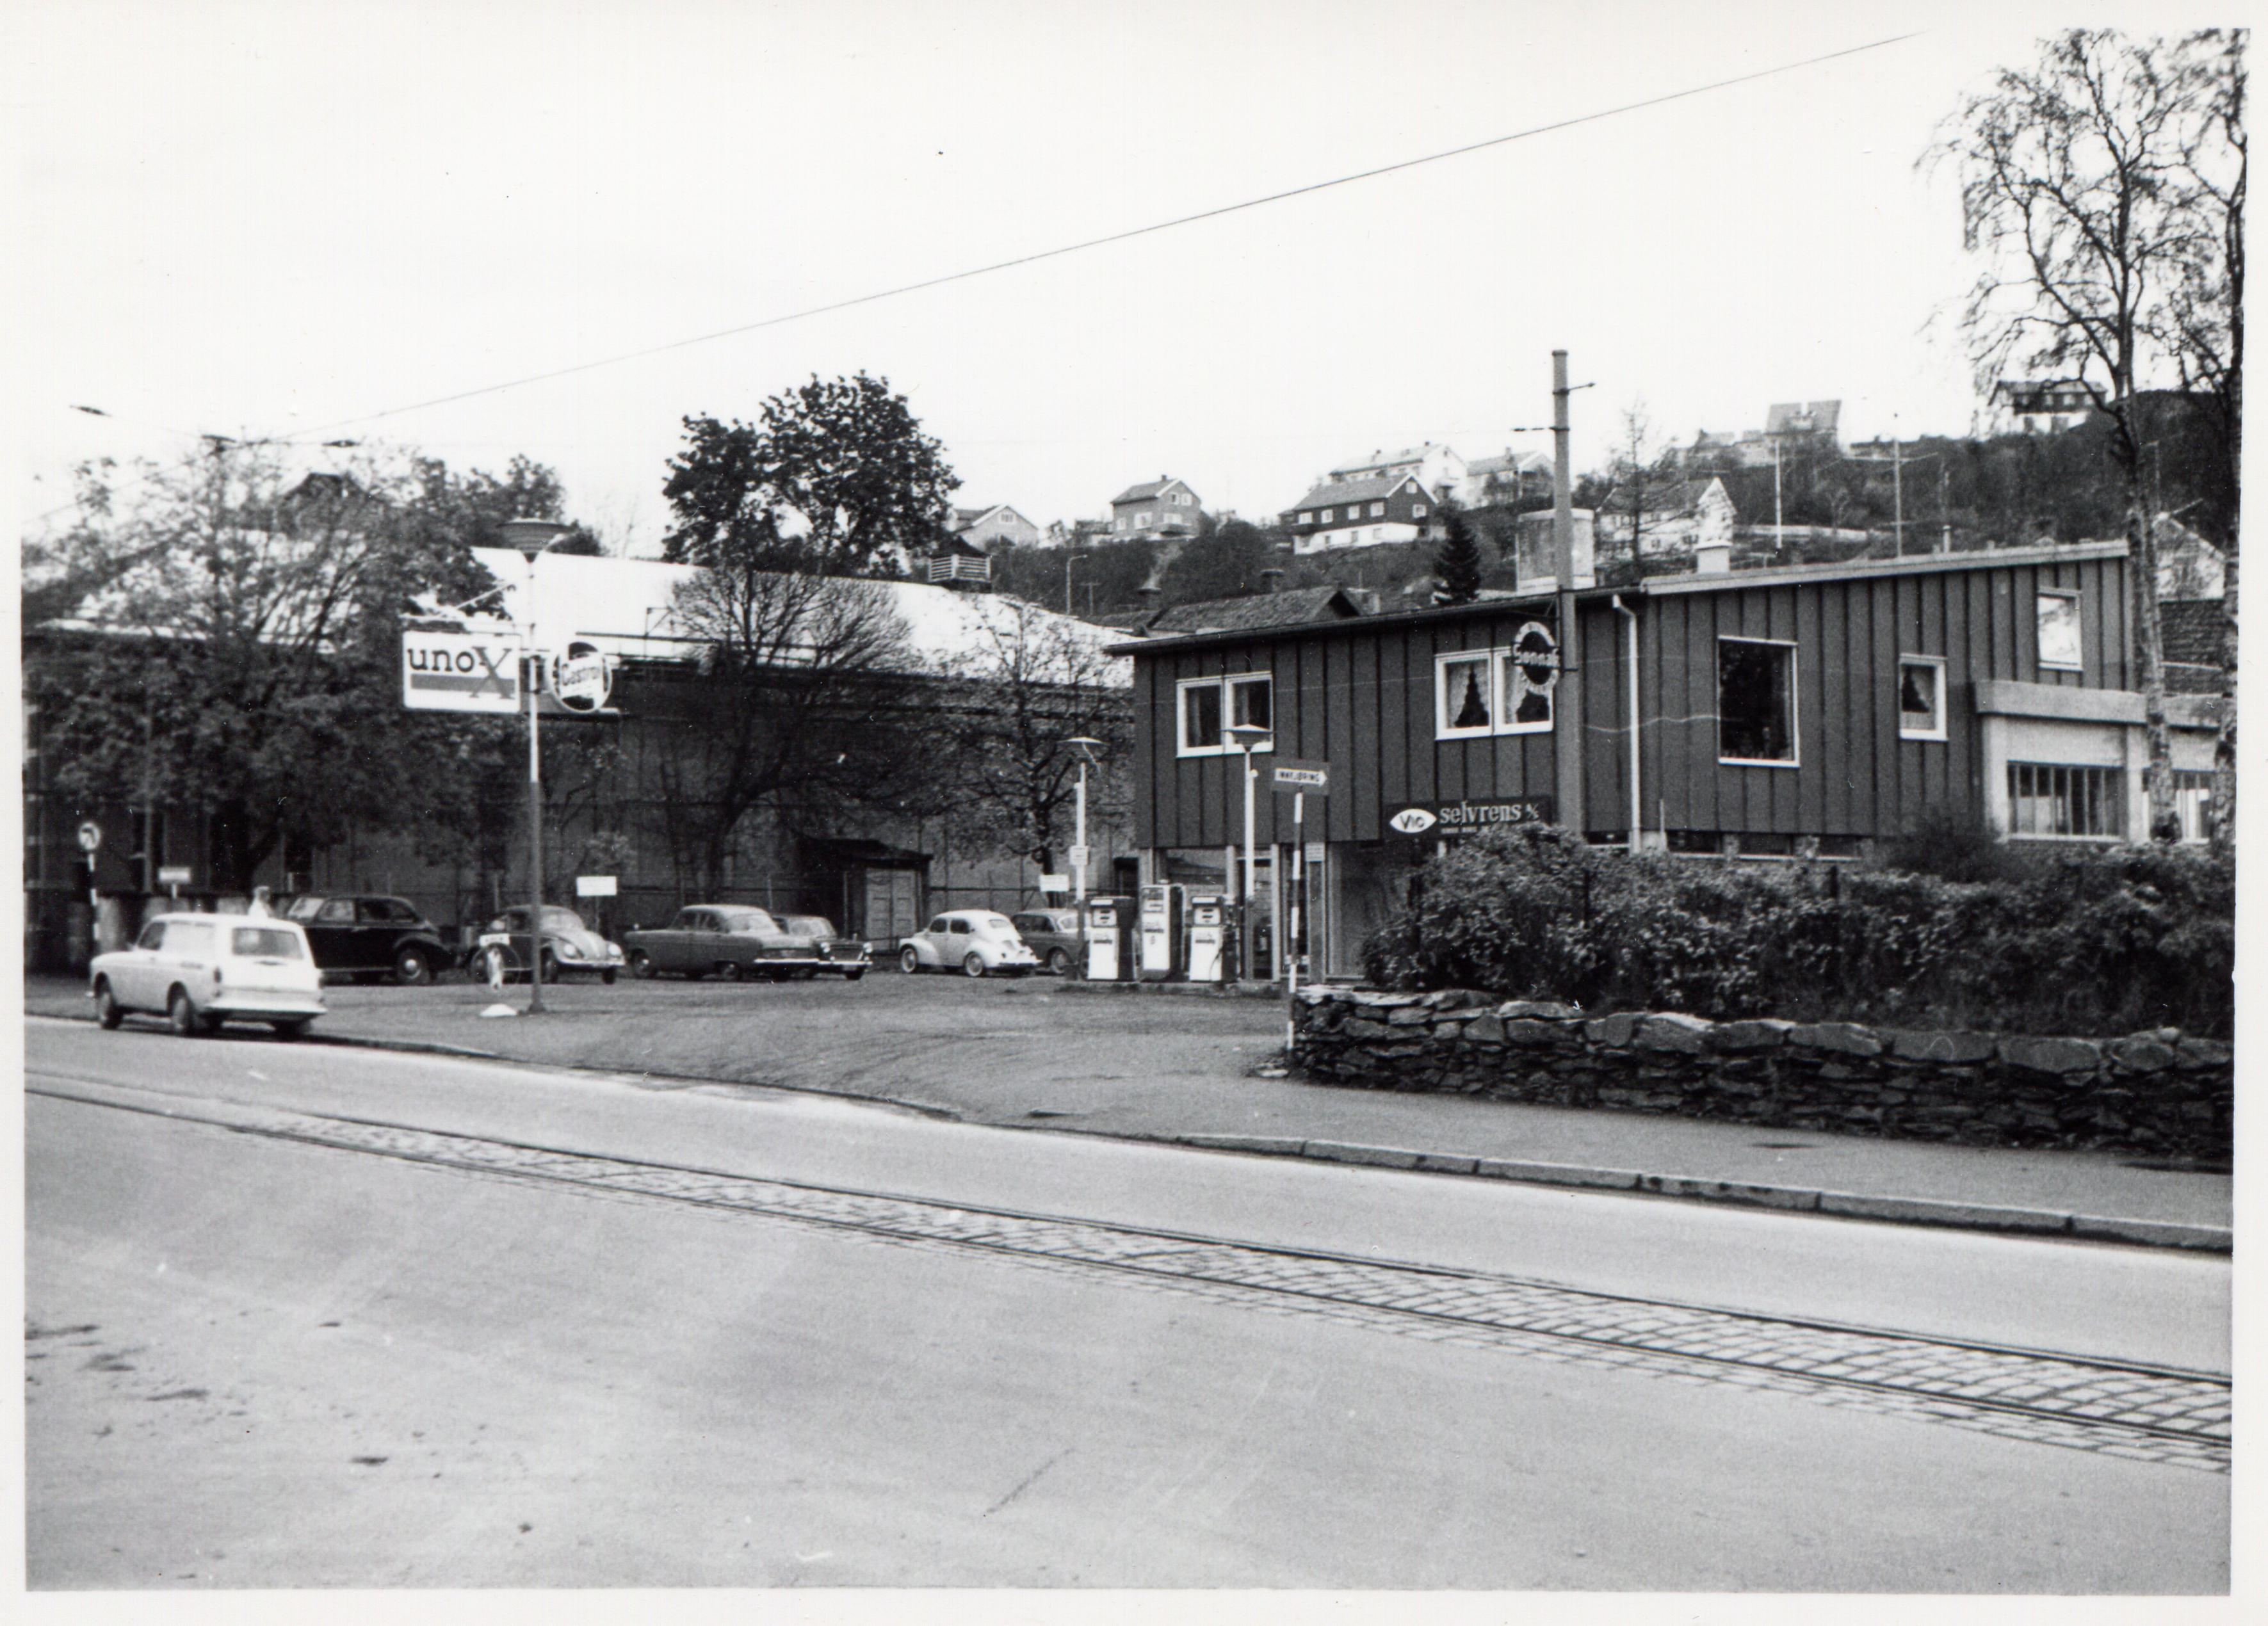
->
[282,32,1921,444]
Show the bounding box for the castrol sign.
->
[402,631,523,714]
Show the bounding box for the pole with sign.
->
[1268,759,1329,1049]
[77,821,101,960]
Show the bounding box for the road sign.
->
[551,639,615,713]
[574,875,618,898]
[76,821,101,853]
[1066,845,1091,869]
[158,865,193,885]
[1304,841,1327,864]
[1039,874,1069,892]
[1388,797,1554,837]
[403,630,522,713]
[1270,757,1329,794]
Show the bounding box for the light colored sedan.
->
[90,912,327,1038]
[898,911,1042,978]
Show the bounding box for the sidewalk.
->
[22,976,2232,1250]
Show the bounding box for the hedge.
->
[1359,825,2233,1040]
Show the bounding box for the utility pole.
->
[1551,351,1585,835]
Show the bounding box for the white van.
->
[90,912,328,1038]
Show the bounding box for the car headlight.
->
[556,940,585,959]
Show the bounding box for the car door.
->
[356,898,417,966]
[114,919,168,1010]
[944,916,975,965]
[305,898,359,970]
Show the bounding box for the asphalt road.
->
[24,1019,2228,1591]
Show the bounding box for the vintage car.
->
[622,905,869,981]
[1010,908,1084,976]
[474,905,626,985]
[898,910,1042,978]
[90,912,327,1038]
[281,893,457,985]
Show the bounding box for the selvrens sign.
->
[1386,797,1555,835]
[403,631,523,714]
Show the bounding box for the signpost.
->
[1268,759,1330,1050]
[402,630,524,714]
[158,864,191,903]
[77,822,101,960]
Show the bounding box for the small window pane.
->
[1443,656,1492,730]
[1183,682,1222,750]
[232,926,304,958]
[1230,677,1271,732]
[138,922,167,951]
[1899,659,1945,738]
[317,899,354,922]
[2037,593,2082,668]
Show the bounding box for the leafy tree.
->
[23,444,499,892]
[1933,28,2246,841]
[407,453,604,556]
[936,597,1133,881]
[654,563,933,892]
[661,372,959,576]
[1154,518,1286,605]
[1432,503,1483,604]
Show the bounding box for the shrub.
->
[1362,826,2233,1038]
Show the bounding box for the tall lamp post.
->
[499,517,574,1013]
[1067,736,1103,905]
[1224,722,1272,981]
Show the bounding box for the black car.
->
[282,894,457,985]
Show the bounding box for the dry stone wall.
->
[1293,988,2232,1161]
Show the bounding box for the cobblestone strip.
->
[260,1111,2232,1473]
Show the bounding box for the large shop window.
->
[1718,637,1797,764]
[2007,762,2124,837]
[2036,590,2083,671]
[1434,623,1557,739]
[1177,672,1274,756]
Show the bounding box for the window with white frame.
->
[1370,501,1384,517]
[1898,656,1947,741]
[1320,508,1334,523]
[1434,624,1557,739]
[2173,769,2215,842]
[2036,590,2082,670]
[1138,511,1154,528]
[1299,511,1312,524]
[1719,637,1797,764]
[1177,673,1274,755]
[1413,503,1427,519]
[2007,762,2123,837]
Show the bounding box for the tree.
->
[22,443,498,892]
[1433,502,1483,604]
[406,453,605,556]
[661,372,959,576]
[1934,29,2245,841]
[937,597,1133,881]
[1154,519,1285,604]
[655,563,933,893]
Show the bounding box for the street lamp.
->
[1067,736,1103,905]
[1224,721,1273,981]
[500,517,574,1013]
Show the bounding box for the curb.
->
[1170,1134,2233,1253]
[1047,979,1287,999]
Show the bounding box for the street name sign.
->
[1066,845,1091,869]
[157,865,193,885]
[403,631,522,714]
[1270,757,1329,794]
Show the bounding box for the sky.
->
[10,0,2223,557]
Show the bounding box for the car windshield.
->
[778,916,835,937]
[539,908,588,932]
[232,926,304,959]
[717,909,776,933]
[283,896,325,921]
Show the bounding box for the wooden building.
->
[1117,541,2224,979]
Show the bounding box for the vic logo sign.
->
[403,632,523,714]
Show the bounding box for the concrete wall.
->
[1293,987,2231,1161]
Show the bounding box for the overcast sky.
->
[13,0,2207,555]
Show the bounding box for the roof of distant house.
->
[1286,474,1425,511]
[1465,449,1550,478]
[1329,443,1452,476]
[1111,478,1191,505]
[1765,401,1841,436]
[1139,585,1368,636]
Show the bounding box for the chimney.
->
[1695,541,1732,575]
[1260,568,1284,594]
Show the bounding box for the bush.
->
[1362,826,2233,1038]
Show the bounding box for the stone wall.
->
[1293,988,2233,1161]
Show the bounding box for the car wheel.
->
[95,980,124,1029]
[270,1019,311,1040]
[167,988,202,1037]
[629,949,654,979]
[716,960,743,982]
[900,946,921,975]
[962,951,987,978]
[601,967,617,985]
[393,946,435,986]
[1047,947,1072,976]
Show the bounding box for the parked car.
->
[474,905,626,985]
[281,893,457,985]
[622,905,868,981]
[90,912,327,1038]
[898,911,1042,978]
[1010,908,1084,976]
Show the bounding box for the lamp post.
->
[1224,722,1272,981]
[1067,736,1103,905]
[499,517,574,1013]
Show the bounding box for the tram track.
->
[28,1072,2232,1474]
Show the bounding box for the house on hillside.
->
[1459,448,1551,509]
[1680,401,1841,469]
[1114,540,2220,981]
[1282,473,1437,554]
[949,504,1041,549]
[1329,444,1466,503]
[1595,476,1738,558]
[1989,379,2095,435]
[1110,478,1204,540]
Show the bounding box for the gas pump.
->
[1137,883,1185,981]
[1186,894,1229,983]
[1085,895,1135,982]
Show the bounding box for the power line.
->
[289,31,1921,443]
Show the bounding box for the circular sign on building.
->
[551,639,614,713]
[77,821,102,853]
